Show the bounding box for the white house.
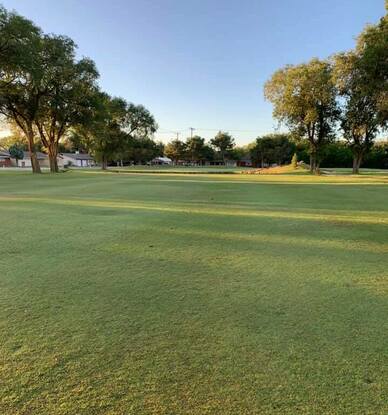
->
[16,151,49,168]
[58,153,95,168]
[0,150,50,168]
[151,156,172,165]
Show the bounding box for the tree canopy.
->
[355,10,388,126]
[35,35,99,171]
[264,59,339,173]
[71,92,158,169]
[333,51,381,173]
[164,139,187,163]
[210,131,235,161]
[251,134,295,167]
[0,4,158,172]
[0,6,43,172]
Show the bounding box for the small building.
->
[204,159,237,167]
[0,150,12,167]
[58,153,95,168]
[16,151,49,168]
[151,156,172,165]
[237,156,253,167]
[225,159,237,167]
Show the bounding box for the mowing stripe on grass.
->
[1,195,388,225]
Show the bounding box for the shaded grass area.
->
[323,168,388,175]
[0,170,388,414]
[70,165,388,176]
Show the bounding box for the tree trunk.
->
[315,160,321,175]
[357,154,363,172]
[47,144,59,173]
[310,152,321,174]
[26,124,41,174]
[101,156,107,170]
[352,152,363,174]
[49,156,58,173]
[352,156,359,174]
[309,153,315,173]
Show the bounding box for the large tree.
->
[331,5,387,174]
[74,93,157,169]
[74,93,127,169]
[124,137,163,164]
[264,59,339,173]
[251,136,274,168]
[8,143,24,166]
[251,133,295,167]
[121,103,157,138]
[0,6,43,173]
[333,52,381,173]
[210,131,235,162]
[185,135,207,163]
[355,7,388,127]
[34,35,99,172]
[164,139,187,163]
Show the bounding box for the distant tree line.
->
[250,134,388,169]
[164,131,237,164]
[0,5,159,172]
[163,131,388,170]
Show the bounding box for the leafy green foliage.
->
[228,145,251,162]
[8,143,23,164]
[364,141,388,169]
[72,92,158,168]
[124,137,164,164]
[164,139,187,162]
[74,93,127,169]
[210,131,235,161]
[251,133,295,167]
[333,50,381,173]
[0,4,156,173]
[35,35,99,172]
[185,135,208,162]
[0,128,28,151]
[355,11,388,126]
[264,59,339,173]
[0,6,43,172]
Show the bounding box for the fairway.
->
[1,170,388,414]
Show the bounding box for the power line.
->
[194,127,269,133]
[158,126,275,134]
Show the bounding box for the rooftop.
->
[60,153,94,160]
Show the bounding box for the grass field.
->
[1,170,388,414]
[98,165,255,174]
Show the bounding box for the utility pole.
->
[176,132,180,140]
[189,127,195,139]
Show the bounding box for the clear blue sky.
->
[2,0,385,144]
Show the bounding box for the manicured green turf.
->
[97,165,255,174]
[324,167,388,175]
[1,170,388,414]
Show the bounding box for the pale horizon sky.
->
[1,0,386,145]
